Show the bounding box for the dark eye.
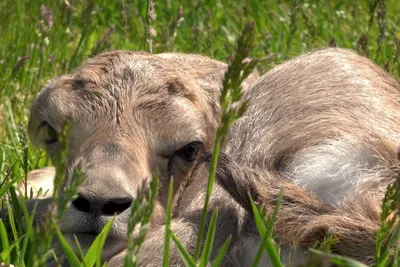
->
[39,121,58,145]
[175,142,202,162]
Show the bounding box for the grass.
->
[0,0,400,266]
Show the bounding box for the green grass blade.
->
[375,181,399,265]
[0,178,19,198]
[251,239,264,267]
[163,178,174,267]
[249,194,283,267]
[309,248,368,267]
[0,235,25,262]
[19,196,37,267]
[123,172,158,267]
[199,209,219,267]
[211,235,231,267]
[193,137,221,261]
[249,194,267,267]
[0,220,10,264]
[249,194,266,237]
[379,220,400,267]
[6,202,20,255]
[55,226,81,266]
[73,234,86,262]
[391,229,400,267]
[265,190,283,236]
[19,230,30,267]
[9,186,24,233]
[170,231,196,267]
[0,220,9,249]
[83,218,115,267]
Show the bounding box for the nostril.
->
[72,195,133,215]
[102,197,133,216]
[72,196,91,212]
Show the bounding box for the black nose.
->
[72,195,133,215]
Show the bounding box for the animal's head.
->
[27,50,257,259]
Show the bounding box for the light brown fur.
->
[214,153,399,265]
[17,48,400,266]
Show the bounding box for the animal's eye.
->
[175,142,202,162]
[39,121,58,145]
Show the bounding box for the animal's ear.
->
[187,56,259,102]
[194,64,259,128]
[28,75,74,148]
[159,53,259,94]
[162,54,259,149]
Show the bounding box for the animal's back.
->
[225,48,400,204]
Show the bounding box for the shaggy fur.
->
[17,48,400,266]
[214,152,399,265]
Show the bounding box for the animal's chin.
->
[79,232,126,256]
[52,211,133,264]
[53,231,127,264]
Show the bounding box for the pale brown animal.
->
[22,48,400,266]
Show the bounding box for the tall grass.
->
[1,0,400,266]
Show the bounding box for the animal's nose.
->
[72,194,133,215]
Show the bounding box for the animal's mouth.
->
[79,230,98,236]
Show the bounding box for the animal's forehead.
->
[72,56,174,93]
[55,53,204,117]
[66,50,226,96]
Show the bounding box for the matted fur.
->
[17,48,400,266]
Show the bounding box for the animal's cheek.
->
[167,154,197,188]
[148,155,170,181]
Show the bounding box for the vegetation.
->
[0,0,399,266]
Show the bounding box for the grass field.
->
[1,0,400,266]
